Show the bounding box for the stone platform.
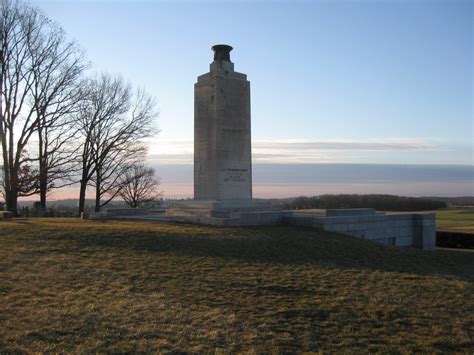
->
[0,211,14,221]
[165,199,271,218]
[164,198,284,226]
[287,209,436,250]
[108,207,436,250]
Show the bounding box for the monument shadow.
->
[43,223,474,280]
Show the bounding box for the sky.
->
[30,0,473,198]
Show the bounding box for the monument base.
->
[166,199,272,218]
[110,207,436,249]
[164,199,289,226]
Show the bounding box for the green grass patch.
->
[436,209,474,233]
[0,218,473,352]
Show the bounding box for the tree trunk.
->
[78,179,87,216]
[95,179,101,212]
[38,161,48,209]
[38,122,47,210]
[6,187,18,215]
[39,180,47,210]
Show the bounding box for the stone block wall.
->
[413,214,437,249]
[284,211,436,250]
[161,204,436,250]
[105,208,149,216]
[0,211,13,221]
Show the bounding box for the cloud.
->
[148,153,193,165]
[152,163,474,199]
[146,138,443,164]
[253,139,440,151]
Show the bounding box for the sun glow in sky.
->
[28,0,473,198]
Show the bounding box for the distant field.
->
[436,209,474,233]
[0,219,473,352]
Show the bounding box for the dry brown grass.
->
[0,218,473,352]
[437,209,474,233]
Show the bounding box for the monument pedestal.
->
[166,199,271,218]
[166,200,286,226]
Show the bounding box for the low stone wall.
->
[118,205,436,250]
[105,208,149,216]
[232,211,291,226]
[0,211,14,221]
[284,211,436,250]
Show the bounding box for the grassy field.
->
[436,209,474,233]
[0,218,473,352]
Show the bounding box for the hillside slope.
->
[0,219,472,352]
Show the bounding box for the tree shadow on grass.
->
[35,226,474,279]
[36,223,474,280]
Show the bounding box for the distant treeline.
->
[424,196,474,207]
[279,194,447,211]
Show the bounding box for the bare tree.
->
[29,23,86,209]
[91,141,146,211]
[1,0,39,212]
[0,0,83,213]
[77,73,157,214]
[118,163,161,208]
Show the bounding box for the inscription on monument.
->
[222,168,248,182]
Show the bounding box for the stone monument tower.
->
[194,44,252,201]
[167,44,267,220]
